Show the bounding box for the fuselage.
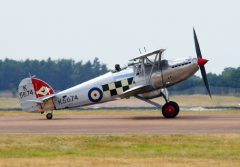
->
[51,57,199,110]
[18,29,209,119]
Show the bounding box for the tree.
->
[0,58,108,91]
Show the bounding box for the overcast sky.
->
[0,0,239,74]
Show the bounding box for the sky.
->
[0,0,239,74]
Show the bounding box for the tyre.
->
[46,113,53,120]
[162,101,179,118]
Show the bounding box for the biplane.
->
[18,29,211,119]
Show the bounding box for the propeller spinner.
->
[193,28,212,98]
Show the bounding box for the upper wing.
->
[130,49,166,61]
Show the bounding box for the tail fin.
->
[18,77,55,112]
[31,78,55,98]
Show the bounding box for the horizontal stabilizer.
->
[40,94,56,101]
[25,99,43,104]
[25,93,56,104]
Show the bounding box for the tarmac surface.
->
[0,113,240,134]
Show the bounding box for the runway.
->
[0,113,240,134]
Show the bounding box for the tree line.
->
[170,67,240,95]
[0,58,239,95]
[0,58,108,92]
[171,67,240,90]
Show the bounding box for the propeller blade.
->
[193,28,202,58]
[193,28,212,98]
[200,66,212,98]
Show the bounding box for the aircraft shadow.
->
[31,115,210,121]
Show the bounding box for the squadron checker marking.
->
[18,29,211,119]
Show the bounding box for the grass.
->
[0,96,239,166]
[170,95,240,107]
[0,134,239,167]
[0,95,239,108]
[0,102,20,108]
[0,97,19,108]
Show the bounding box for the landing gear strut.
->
[161,89,179,118]
[135,91,180,118]
[46,112,53,120]
[162,101,179,118]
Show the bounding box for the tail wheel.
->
[46,113,53,120]
[162,101,179,118]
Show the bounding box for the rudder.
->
[18,77,55,112]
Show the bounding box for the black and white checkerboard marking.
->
[102,77,134,97]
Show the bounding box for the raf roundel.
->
[88,87,103,103]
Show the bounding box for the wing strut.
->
[147,52,159,83]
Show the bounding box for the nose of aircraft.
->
[197,58,208,66]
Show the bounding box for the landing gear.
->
[135,90,180,118]
[162,101,179,118]
[46,112,53,120]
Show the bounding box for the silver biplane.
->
[18,29,211,119]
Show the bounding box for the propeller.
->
[193,28,212,98]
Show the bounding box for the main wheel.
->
[46,113,53,120]
[162,101,179,118]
